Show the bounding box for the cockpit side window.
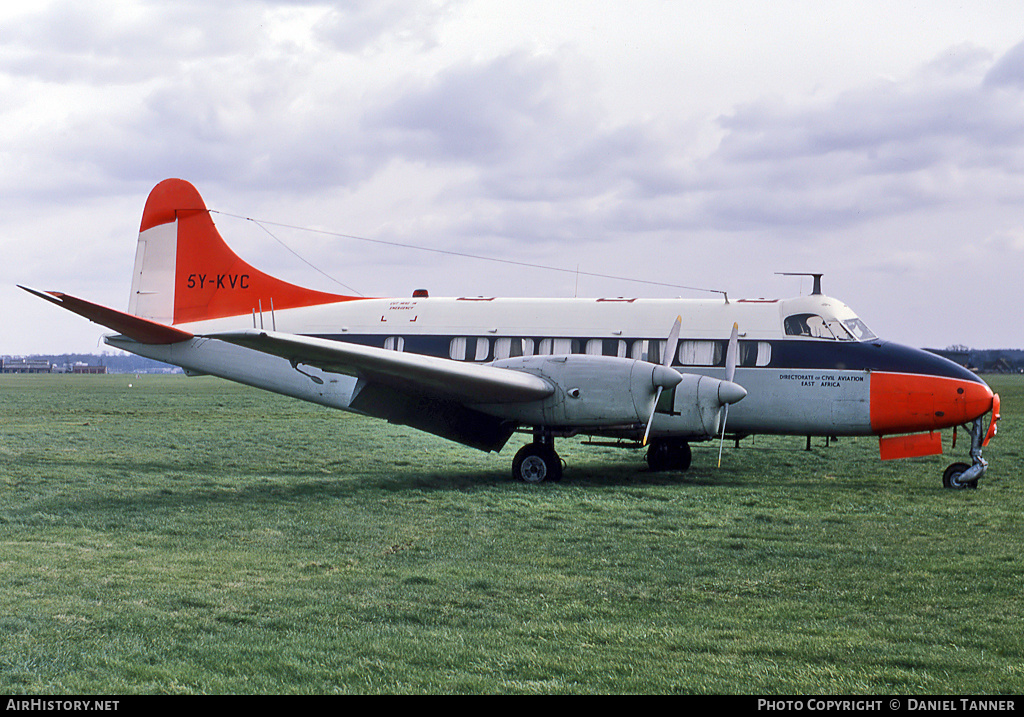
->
[784,313,840,340]
[785,313,833,338]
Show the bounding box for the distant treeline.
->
[926,348,1024,373]
[2,353,180,374]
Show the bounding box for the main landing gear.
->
[511,432,698,482]
[511,430,562,483]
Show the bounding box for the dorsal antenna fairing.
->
[776,272,823,295]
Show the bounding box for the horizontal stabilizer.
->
[208,329,554,404]
[19,286,193,345]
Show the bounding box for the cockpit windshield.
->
[841,317,876,341]
[784,313,876,341]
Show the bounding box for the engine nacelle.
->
[478,354,677,427]
[477,355,746,437]
[665,373,745,438]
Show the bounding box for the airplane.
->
[22,178,1000,488]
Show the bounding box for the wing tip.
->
[21,285,194,345]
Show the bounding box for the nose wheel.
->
[942,462,977,490]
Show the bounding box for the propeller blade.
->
[642,387,663,447]
[664,315,681,368]
[725,322,739,383]
[718,404,729,467]
[719,322,740,467]
[642,316,682,447]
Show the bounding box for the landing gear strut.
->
[512,430,562,483]
[943,419,988,490]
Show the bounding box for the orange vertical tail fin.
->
[129,179,357,325]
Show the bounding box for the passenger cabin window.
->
[740,341,772,367]
[586,339,627,357]
[677,340,721,366]
[672,340,771,367]
[494,337,534,360]
[539,338,581,355]
[475,338,490,361]
[384,337,405,352]
[449,337,490,361]
[630,339,665,364]
[450,337,466,360]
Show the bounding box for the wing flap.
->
[208,329,554,404]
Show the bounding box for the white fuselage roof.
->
[177,293,869,344]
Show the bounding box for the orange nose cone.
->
[870,372,994,435]
[959,380,996,424]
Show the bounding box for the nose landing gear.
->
[943,415,993,490]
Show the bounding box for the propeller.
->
[642,315,682,447]
[718,322,740,467]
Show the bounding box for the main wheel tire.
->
[646,439,692,472]
[512,444,562,483]
[646,441,670,472]
[669,440,692,471]
[942,462,977,490]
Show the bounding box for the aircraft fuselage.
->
[119,291,992,446]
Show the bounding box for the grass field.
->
[0,372,1020,694]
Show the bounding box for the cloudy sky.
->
[3,0,1024,355]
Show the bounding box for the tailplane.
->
[129,179,356,325]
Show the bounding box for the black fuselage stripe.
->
[309,334,982,384]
